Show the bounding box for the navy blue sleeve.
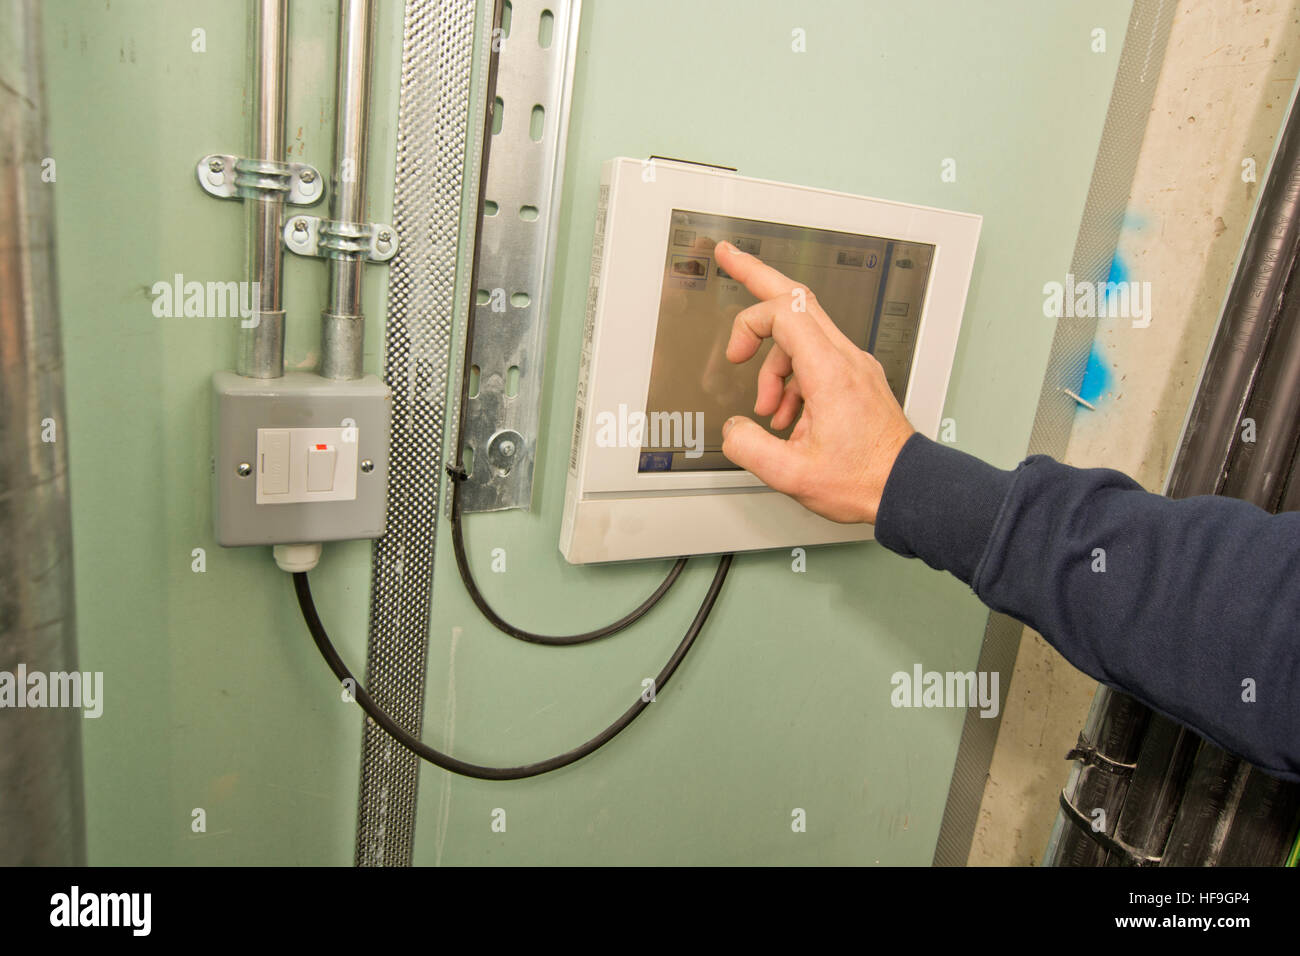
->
[874,432,1300,782]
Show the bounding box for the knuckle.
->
[857,350,884,375]
[792,285,817,308]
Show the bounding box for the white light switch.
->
[255,426,359,504]
[306,444,337,492]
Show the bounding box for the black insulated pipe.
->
[1167,92,1300,500]
[1048,83,1300,867]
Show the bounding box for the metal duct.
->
[0,0,87,865]
[238,0,289,379]
[321,0,376,382]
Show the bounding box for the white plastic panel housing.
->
[560,157,981,564]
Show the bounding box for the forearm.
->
[875,433,1300,781]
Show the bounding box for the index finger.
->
[714,240,802,300]
[715,240,857,354]
[729,304,840,403]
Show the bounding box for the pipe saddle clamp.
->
[196,153,326,206]
[282,214,399,263]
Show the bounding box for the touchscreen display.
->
[639,209,934,473]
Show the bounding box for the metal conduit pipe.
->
[238,0,289,379]
[320,0,376,382]
[0,0,87,865]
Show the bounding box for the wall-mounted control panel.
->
[212,371,391,546]
[560,157,982,564]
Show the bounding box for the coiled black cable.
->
[294,553,732,780]
[446,468,688,645]
[295,10,725,778]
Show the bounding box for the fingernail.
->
[716,240,734,255]
[722,417,735,437]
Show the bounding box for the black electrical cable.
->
[440,15,686,647]
[291,0,723,780]
[293,554,731,780]
[446,469,687,645]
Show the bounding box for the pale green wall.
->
[45,0,407,865]
[44,0,1128,865]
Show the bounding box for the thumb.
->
[722,416,796,491]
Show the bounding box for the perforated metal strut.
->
[353,0,492,867]
[457,0,582,512]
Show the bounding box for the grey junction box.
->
[212,371,392,546]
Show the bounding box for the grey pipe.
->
[321,0,376,382]
[0,0,87,865]
[238,0,289,379]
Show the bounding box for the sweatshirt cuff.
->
[874,433,1017,586]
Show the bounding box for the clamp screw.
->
[237,462,252,477]
[293,218,308,234]
[360,459,374,474]
[498,440,516,457]
[299,168,316,184]
[209,158,224,173]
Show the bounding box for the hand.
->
[715,240,914,525]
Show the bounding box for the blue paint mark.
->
[1103,254,1128,304]
[1077,345,1112,406]
[1122,210,1148,231]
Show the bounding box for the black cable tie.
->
[446,464,469,483]
[1057,790,1163,866]
[1064,732,1137,777]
